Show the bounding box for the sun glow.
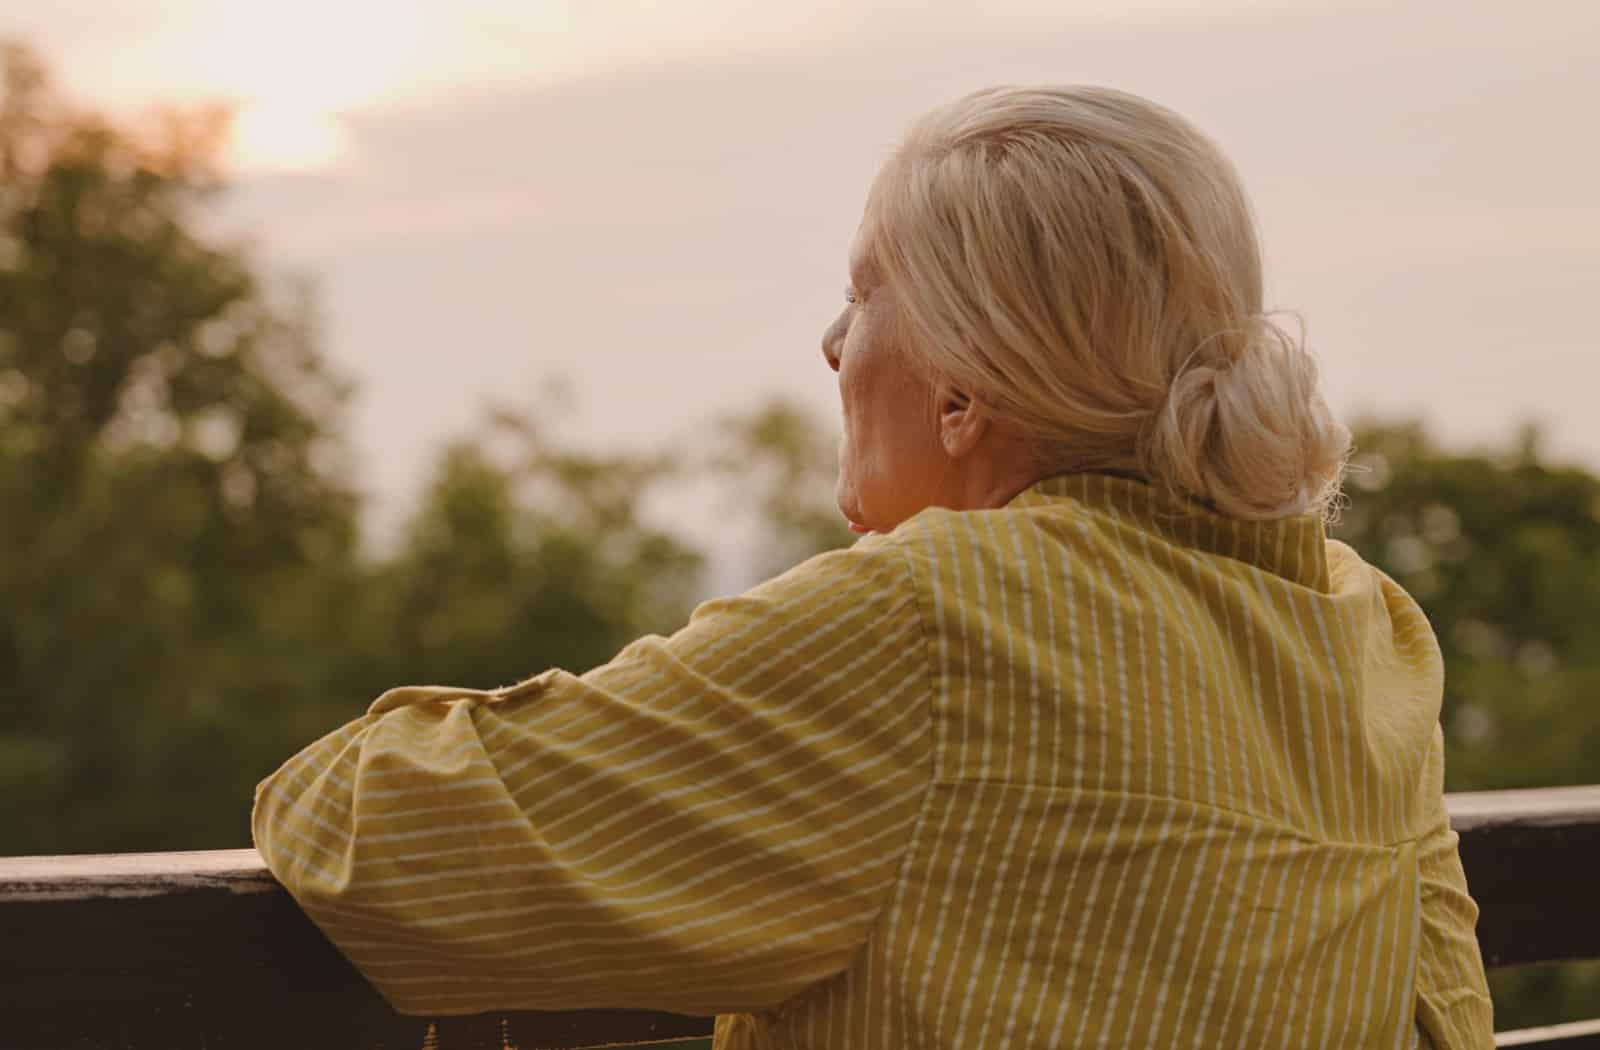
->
[228,105,349,173]
[197,0,426,174]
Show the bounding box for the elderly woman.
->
[253,86,1493,1049]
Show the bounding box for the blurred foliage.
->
[0,41,711,853]
[0,40,360,851]
[366,406,704,691]
[1,37,1597,1032]
[701,399,856,579]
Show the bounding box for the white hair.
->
[865,84,1349,520]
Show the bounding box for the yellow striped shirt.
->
[252,471,1493,1049]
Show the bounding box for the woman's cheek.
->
[834,441,858,517]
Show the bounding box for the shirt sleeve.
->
[250,534,933,1018]
[1413,725,1495,1049]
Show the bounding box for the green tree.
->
[0,41,714,854]
[702,399,855,582]
[0,40,359,852]
[359,404,704,692]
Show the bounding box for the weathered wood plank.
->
[1447,787,1600,968]
[1447,785,1600,833]
[1496,1018,1600,1048]
[0,849,714,1049]
[2,787,1597,1048]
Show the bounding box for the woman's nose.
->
[821,313,845,372]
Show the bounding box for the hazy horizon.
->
[10,0,1599,576]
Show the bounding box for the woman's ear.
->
[936,378,990,457]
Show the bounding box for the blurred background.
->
[2,0,1596,1029]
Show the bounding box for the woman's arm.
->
[1414,725,1495,1049]
[252,535,933,1018]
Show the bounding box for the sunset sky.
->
[10,0,1599,562]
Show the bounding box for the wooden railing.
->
[3,785,1598,1049]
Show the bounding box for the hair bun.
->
[864,85,1350,518]
[1143,311,1350,520]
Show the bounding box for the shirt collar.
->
[1007,471,1331,591]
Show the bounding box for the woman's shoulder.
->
[691,527,923,632]
[1326,537,1444,668]
[1326,540,1441,632]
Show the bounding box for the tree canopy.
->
[1,40,360,851]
